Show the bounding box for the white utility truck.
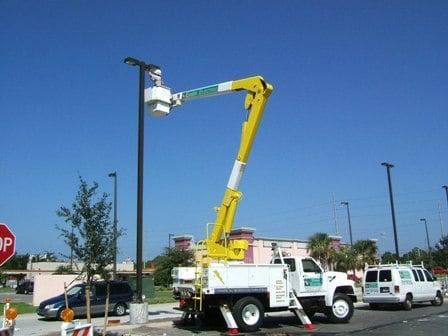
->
[173,245,356,332]
[363,262,443,310]
[144,72,357,332]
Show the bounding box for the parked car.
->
[347,274,361,283]
[16,280,34,294]
[362,263,443,310]
[432,267,448,275]
[37,281,133,320]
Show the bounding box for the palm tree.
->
[332,245,357,273]
[352,240,379,270]
[307,233,332,270]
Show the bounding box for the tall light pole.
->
[381,162,399,258]
[420,218,432,266]
[340,201,353,246]
[124,56,160,303]
[108,171,118,280]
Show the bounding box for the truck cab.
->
[273,256,357,322]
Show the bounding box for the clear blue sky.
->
[1,1,447,262]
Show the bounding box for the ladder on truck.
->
[271,243,315,331]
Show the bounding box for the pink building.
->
[173,227,344,265]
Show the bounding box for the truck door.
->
[411,269,424,300]
[274,258,299,292]
[378,269,394,298]
[299,258,324,294]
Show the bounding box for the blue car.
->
[37,281,133,320]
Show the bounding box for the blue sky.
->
[1,1,447,261]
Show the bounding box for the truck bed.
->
[173,262,290,308]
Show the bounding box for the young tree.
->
[153,248,194,288]
[56,176,120,322]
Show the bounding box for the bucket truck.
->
[145,72,356,333]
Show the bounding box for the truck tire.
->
[326,293,354,323]
[431,292,444,306]
[403,294,412,311]
[232,296,264,332]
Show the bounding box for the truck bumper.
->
[363,296,401,303]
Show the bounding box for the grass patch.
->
[0,287,15,293]
[0,302,35,315]
[147,289,176,304]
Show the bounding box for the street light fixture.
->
[381,162,399,258]
[108,171,118,280]
[340,201,354,247]
[124,56,161,303]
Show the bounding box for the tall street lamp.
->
[420,218,432,265]
[381,162,399,258]
[108,171,118,280]
[340,201,354,246]
[124,56,160,303]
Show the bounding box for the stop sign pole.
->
[0,223,16,267]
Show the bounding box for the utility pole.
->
[381,162,399,258]
[443,185,448,215]
[438,202,444,238]
[380,232,386,262]
[340,201,353,246]
[420,218,432,266]
[332,193,340,235]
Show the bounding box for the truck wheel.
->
[431,292,444,306]
[232,296,264,332]
[326,293,354,323]
[403,295,412,311]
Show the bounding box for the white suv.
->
[362,263,444,310]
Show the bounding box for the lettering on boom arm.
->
[184,85,219,99]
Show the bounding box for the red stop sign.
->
[0,223,16,266]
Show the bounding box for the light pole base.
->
[129,302,148,324]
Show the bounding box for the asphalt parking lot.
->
[115,302,448,335]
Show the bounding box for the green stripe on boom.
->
[185,85,219,98]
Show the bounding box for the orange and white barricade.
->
[61,322,93,336]
[2,298,17,336]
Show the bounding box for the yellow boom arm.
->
[146,75,273,260]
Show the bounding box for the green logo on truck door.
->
[304,277,322,286]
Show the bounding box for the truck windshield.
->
[302,259,322,273]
